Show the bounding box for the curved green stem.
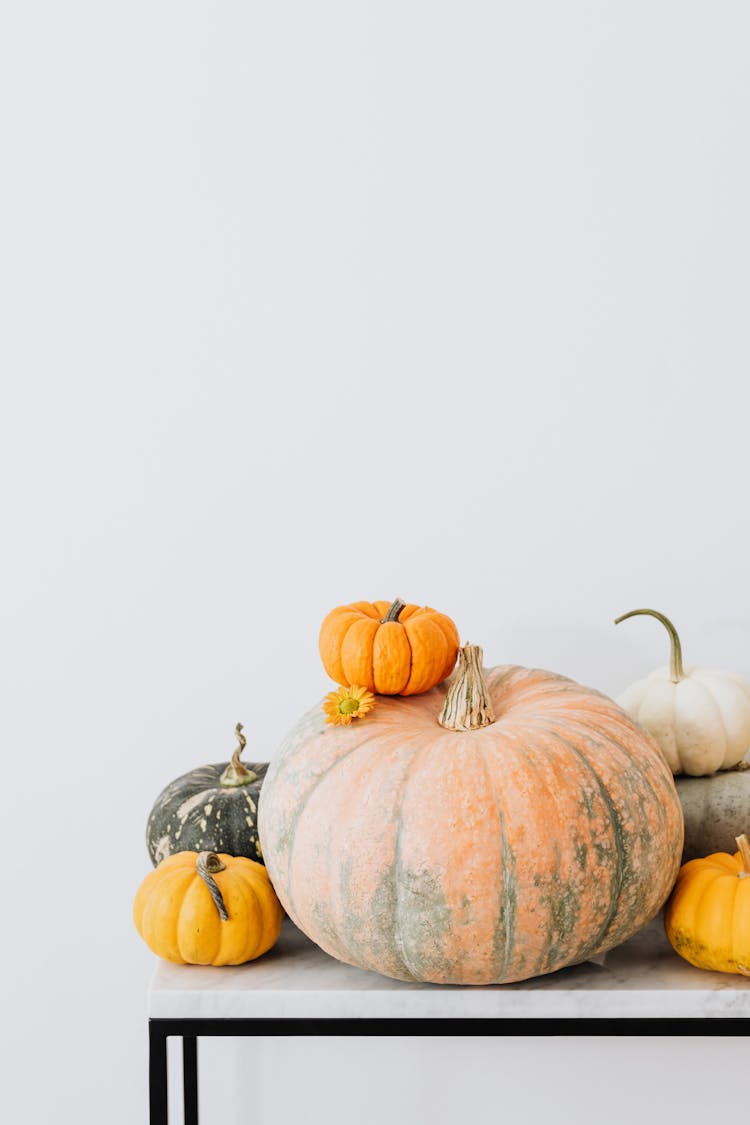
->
[220,722,258,788]
[381,598,406,624]
[196,852,229,921]
[614,608,685,682]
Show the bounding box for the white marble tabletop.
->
[148,915,750,1021]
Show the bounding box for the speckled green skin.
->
[676,765,750,861]
[146,761,268,866]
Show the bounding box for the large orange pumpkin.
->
[258,644,683,985]
[319,598,459,695]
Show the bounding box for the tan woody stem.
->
[220,722,258,788]
[736,835,750,877]
[614,608,685,683]
[196,852,229,920]
[438,643,495,731]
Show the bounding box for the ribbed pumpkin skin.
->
[146,761,268,867]
[133,852,283,965]
[665,851,750,973]
[258,665,684,985]
[319,601,459,695]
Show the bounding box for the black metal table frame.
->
[148,1016,747,1124]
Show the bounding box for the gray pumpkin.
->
[676,762,750,861]
[146,724,268,866]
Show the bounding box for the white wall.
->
[3,2,750,1121]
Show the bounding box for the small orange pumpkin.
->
[664,835,750,974]
[319,598,459,695]
[133,851,283,965]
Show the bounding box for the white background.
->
[3,2,750,1122]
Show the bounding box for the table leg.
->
[148,1022,168,1125]
[183,1035,198,1125]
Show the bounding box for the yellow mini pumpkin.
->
[319,597,459,695]
[664,834,750,974]
[133,851,283,965]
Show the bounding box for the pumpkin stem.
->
[614,608,685,683]
[196,852,229,921]
[736,835,750,877]
[438,643,495,731]
[220,723,259,788]
[381,598,406,624]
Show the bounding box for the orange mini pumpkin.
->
[664,835,750,974]
[133,851,283,965]
[319,598,459,695]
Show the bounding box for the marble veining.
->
[148,914,750,1020]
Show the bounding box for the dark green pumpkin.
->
[146,724,268,866]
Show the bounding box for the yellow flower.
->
[323,685,376,726]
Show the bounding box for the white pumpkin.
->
[615,608,750,777]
